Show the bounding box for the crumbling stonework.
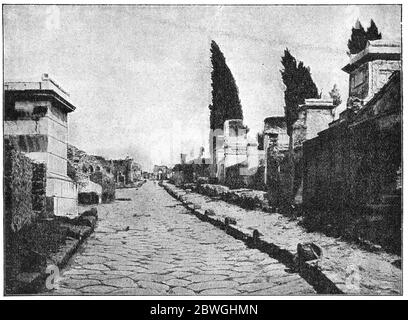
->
[114,157,142,186]
[67,144,115,203]
[68,144,114,178]
[303,72,401,252]
[263,99,334,206]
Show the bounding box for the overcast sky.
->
[4,5,401,170]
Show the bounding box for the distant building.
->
[4,74,78,217]
[153,165,169,180]
[113,157,142,186]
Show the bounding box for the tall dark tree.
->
[347,19,382,55]
[209,40,243,130]
[280,49,318,137]
[348,19,368,54]
[280,49,318,203]
[366,19,382,41]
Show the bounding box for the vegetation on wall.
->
[4,141,34,233]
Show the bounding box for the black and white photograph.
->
[1,2,403,300]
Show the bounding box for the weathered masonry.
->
[262,99,335,205]
[4,74,78,218]
[302,40,401,248]
[209,119,259,188]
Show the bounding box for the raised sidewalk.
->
[162,182,402,295]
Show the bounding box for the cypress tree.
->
[366,19,382,41]
[280,49,318,136]
[209,40,243,130]
[347,19,382,55]
[348,19,368,54]
[280,48,318,203]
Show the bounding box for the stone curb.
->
[10,208,98,294]
[162,182,343,294]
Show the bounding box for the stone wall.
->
[266,146,303,208]
[170,163,211,186]
[78,180,102,204]
[302,72,401,252]
[68,144,114,177]
[304,72,401,211]
[193,183,269,210]
[67,144,115,203]
[263,116,288,151]
[90,172,116,203]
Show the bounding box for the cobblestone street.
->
[50,181,315,295]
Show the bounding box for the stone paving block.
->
[237,282,277,292]
[48,182,316,296]
[59,278,101,289]
[79,285,118,294]
[199,288,241,295]
[81,264,111,271]
[166,278,191,287]
[169,287,196,295]
[188,280,239,292]
[101,277,136,288]
[111,287,161,295]
[138,280,170,292]
[186,274,228,283]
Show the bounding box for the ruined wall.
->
[266,147,303,207]
[90,172,115,203]
[303,119,401,210]
[67,144,115,203]
[302,74,401,250]
[68,144,113,176]
[263,117,288,151]
[113,159,135,184]
[304,73,401,211]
